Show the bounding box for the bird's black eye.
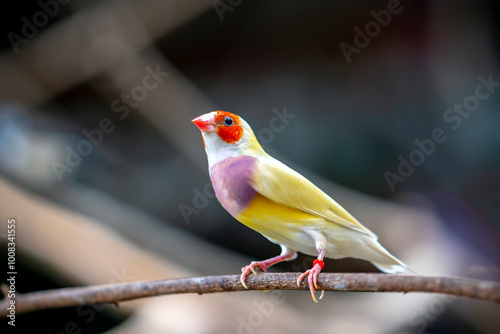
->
[224,116,234,126]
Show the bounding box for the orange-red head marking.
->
[214,111,244,144]
[192,111,244,145]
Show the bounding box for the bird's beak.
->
[192,113,215,132]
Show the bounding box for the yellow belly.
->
[236,193,326,254]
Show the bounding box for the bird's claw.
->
[297,262,325,303]
[240,277,248,289]
[240,261,267,289]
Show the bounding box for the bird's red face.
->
[192,111,244,145]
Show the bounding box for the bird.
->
[192,110,411,302]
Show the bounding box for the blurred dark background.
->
[0,0,499,333]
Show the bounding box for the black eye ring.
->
[224,116,234,126]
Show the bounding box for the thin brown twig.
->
[1,273,499,317]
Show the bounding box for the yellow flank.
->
[237,193,311,232]
[236,192,315,246]
[236,192,352,257]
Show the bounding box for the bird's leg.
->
[297,232,328,302]
[240,245,297,289]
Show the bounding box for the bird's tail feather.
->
[372,261,412,274]
[366,238,417,274]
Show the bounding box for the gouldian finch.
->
[192,111,410,302]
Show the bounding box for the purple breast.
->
[210,155,257,217]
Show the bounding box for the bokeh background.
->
[1,0,499,333]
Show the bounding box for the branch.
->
[1,273,499,317]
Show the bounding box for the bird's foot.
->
[240,261,268,289]
[297,259,325,303]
